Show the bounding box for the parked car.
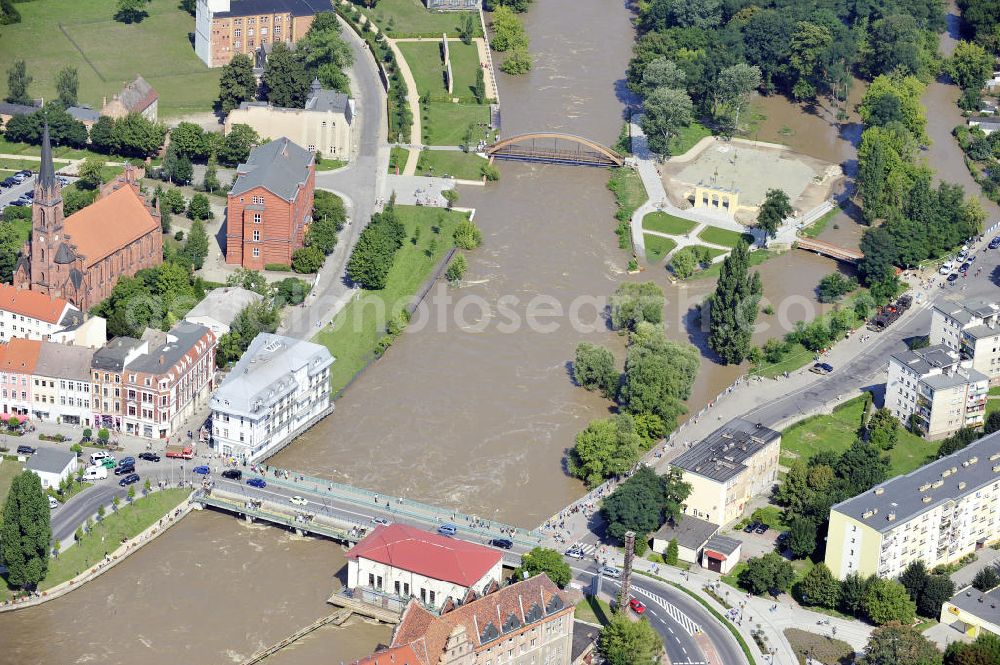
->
[960,262,971,273]
[810,362,834,375]
[118,456,136,468]
[114,463,135,476]
[101,457,117,469]
[948,273,960,283]
[192,465,211,475]
[48,496,60,509]
[16,445,36,455]
[601,566,622,578]
[489,538,513,549]
[221,469,242,480]
[437,523,458,536]
[743,521,760,533]
[246,477,266,488]
[565,546,586,559]
[989,236,1000,250]
[90,451,110,465]
[82,465,108,481]
[939,262,954,275]
[290,496,308,506]
[138,452,160,462]
[754,523,769,535]
[118,473,140,487]
[371,517,391,526]
[628,598,646,614]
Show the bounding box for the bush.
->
[292,246,325,273]
[445,253,467,282]
[481,163,500,181]
[453,219,483,249]
[174,231,185,241]
[265,263,292,272]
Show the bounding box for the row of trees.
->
[6,61,79,107]
[490,6,532,75]
[346,202,407,289]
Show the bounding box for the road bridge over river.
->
[486,133,624,167]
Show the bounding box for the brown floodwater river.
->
[2,0,883,660]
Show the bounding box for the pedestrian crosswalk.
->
[575,543,597,556]
[634,587,702,635]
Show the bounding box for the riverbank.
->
[0,488,192,609]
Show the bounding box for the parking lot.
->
[0,170,78,213]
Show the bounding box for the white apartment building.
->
[0,284,78,342]
[886,344,988,439]
[33,341,95,426]
[931,299,1000,383]
[826,430,1000,580]
[209,333,332,463]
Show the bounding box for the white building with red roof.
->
[346,524,503,611]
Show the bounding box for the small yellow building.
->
[670,419,781,527]
[941,585,1000,638]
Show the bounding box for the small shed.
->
[651,515,720,563]
[701,535,742,574]
[25,448,78,489]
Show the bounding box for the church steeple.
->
[35,123,61,206]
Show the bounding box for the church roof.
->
[63,185,158,269]
[54,243,76,264]
[39,124,56,192]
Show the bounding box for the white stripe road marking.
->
[674,636,681,643]
[634,587,702,635]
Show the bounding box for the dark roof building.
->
[672,418,781,483]
[230,137,314,200]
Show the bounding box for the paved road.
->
[280,16,389,340]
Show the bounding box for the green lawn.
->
[388,146,410,174]
[416,150,487,180]
[642,211,696,235]
[397,42,448,97]
[315,206,470,393]
[356,0,482,38]
[784,628,855,665]
[698,226,754,248]
[0,488,189,601]
[0,0,219,119]
[691,248,780,280]
[989,387,1000,396]
[448,41,485,101]
[799,207,840,239]
[608,167,648,215]
[316,158,348,172]
[644,234,676,263]
[575,597,613,626]
[755,341,814,379]
[422,102,492,145]
[780,395,941,477]
[669,121,712,156]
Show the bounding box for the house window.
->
[234,28,241,37]
[235,40,241,49]
[252,195,264,205]
[253,213,261,223]
[252,248,260,257]
[253,230,260,241]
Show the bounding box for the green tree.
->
[738,552,795,595]
[305,214,339,255]
[798,562,840,608]
[715,63,761,133]
[756,189,792,240]
[569,415,643,487]
[573,342,619,399]
[971,566,1000,592]
[918,575,955,619]
[203,160,221,193]
[619,322,699,430]
[5,59,31,105]
[77,157,105,190]
[598,614,663,665]
[453,218,483,249]
[111,112,166,157]
[707,241,762,365]
[445,253,467,282]
[860,622,942,665]
[641,57,686,94]
[182,217,210,269]
[863,577,917,625]
[516,547,571,588]
[473,68,487,103]
[490,6,528,52]
[840,572,871,616]
[944,633,1000,665]
[55,66,78,107]
[264,41,310,108]
[442,189,459,208]
[170,122,210,161]
[789,21,833,100]
[501,47,533,75]
[866,408,901,450]
[610,282,664,331]
[127,484,136,502]
[217,123,259,166]
[641,86,693,155]
[984,411,1000,435]
[218,54,257,114]
[160,188,187,214]
[664,538,679,566]
[186,193,212,222]
[115,0,150,23]
[88,116,116,153]
[602,467,691,544]
[948,40,994,93]
[346,205,406,289]
[313,190,346,228]
[275,278,308,306]
[817,272,857,303]
[292,246,325,273]
[787,517,817,559]
[0,471,51,588]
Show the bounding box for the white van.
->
[939,262,955,275]
[89,451,110,465]
[82,465,108,481]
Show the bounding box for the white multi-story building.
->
[826,430,1000,580]
[210,333,332,463]
[33,341,95,426]
[885,344,988,439]
[931,299,1000,384]
[0,284,78,342]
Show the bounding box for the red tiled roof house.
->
[346,524,503,612]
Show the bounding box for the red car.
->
[629,598,646,614]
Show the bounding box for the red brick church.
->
[14,126,163,311]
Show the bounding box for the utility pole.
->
[617,531,636,612]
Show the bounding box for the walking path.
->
[390,32,497,103]
[643,222,731,265]
[386,39,423,176]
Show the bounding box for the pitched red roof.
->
[0,284,72,323]
[351,644,423,665]
[64,185,158,268]
[391,574,572,659]
[0,338,43,374]
[346,524,502,587]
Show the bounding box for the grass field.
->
[416,150,487,180]
[780,395,941,477]
[356,0,481,38]
[575,597,613,626]
[670,122,712,156]
[644,234,676,263]
[388,146,409,174]
[0,488,189,601]
[692,248,780,281]
[698,226,754,248]
[398,41,482,102]
[642,212,696,235]
[315,206,469,393]
[799,207,840,239]
[0,0,220,119]
[784,628,855,665]
[316,159,348,172]
[448,41,484,101]
[422,102,492,145]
